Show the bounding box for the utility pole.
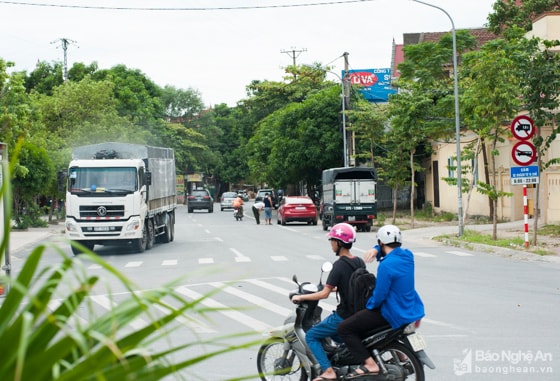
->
[342,52,353,166]
[281,47,307,79]
[51,38,78,82]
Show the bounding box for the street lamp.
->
[302,65,349,167]
[412,0,463,236]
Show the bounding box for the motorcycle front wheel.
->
[257,338,308,381]
[378,342,425,381]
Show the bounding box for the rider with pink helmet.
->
[291,223,365,381]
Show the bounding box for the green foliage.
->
[0,243,259,380]
[246,85,342,188]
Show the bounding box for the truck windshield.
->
[68,167,137,194]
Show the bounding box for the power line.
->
[0,0,376,11]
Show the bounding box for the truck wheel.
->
[161,214,173,243]
[133,226,147,253]
[146,219,155,250]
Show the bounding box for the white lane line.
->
[209,282,292,316]
[125,261,143,267]
[306,254,325,260]
[150,300,216,334]
[271,256,288,261]
[414,252,437,258]
[214,237,223,242]
[175,286,271,333]
[162,259,178,266]
[245,278,294,296]
[230,248,251,262]
[448,250,474,257]
[199,258,214,264]
[88,264,102,270]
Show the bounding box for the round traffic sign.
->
[511,115,535,140]
[512,141,537,166]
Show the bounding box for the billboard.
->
[345,68,396,103]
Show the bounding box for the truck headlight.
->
[125,217,141,232]
[66,221,79,232]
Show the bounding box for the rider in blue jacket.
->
[337,224,425,379]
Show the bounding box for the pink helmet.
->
[327,223,356,244]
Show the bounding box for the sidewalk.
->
[7,223,65,253]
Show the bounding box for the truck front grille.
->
[79,205,125,220]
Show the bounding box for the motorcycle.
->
[234,206,243,221]
[257,262,435,381]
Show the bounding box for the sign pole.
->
[523,185,529,248]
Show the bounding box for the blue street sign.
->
[510,165,539,185]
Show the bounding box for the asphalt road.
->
[7,203,560,380]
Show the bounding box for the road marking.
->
[210,282,292,316]
[230,248,251,262]
[162,259,178,266]
[199,258,214,264]
[88,264,102,270]
[306,254,325,260]
[271,256,288,261]
[245,278,293,296]
[448,250,474,257]
[175,286,272,332]
[414,252,437,258]
[125,261,143,267]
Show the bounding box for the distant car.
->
[220,191,238,211]
[187,189,214,213]
[277,196,318,226]
[255,189,277,207]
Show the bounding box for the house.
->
[391,17,560,224]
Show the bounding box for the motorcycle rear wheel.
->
[257,338,308,381]
[378,342,425,381]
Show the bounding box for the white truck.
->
[65,142,176,254]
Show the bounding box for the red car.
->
[277,196,318,226]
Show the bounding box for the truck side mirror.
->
[145,171,152,186]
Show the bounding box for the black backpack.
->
[341,257,376,315]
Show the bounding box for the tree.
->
[459,38,522,239]
[160,85,204,120]
[488,0,560,35]
[347,98,388,168]
[246,85,342,193]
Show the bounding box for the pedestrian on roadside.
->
[263,192,273,225]
[252,201,265,224]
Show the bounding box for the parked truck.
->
[320,167,377,232]
[65,142,176,254]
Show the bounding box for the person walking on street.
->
[252,201,265,224]
[291,223,365,381]
[337,224,425,379]
[263,193,273,225]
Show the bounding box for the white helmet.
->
[376,224,402,245]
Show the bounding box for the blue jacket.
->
[366,246,425,328]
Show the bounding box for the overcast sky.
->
[1,0,496,107]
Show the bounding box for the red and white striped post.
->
[523,185,529,248]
